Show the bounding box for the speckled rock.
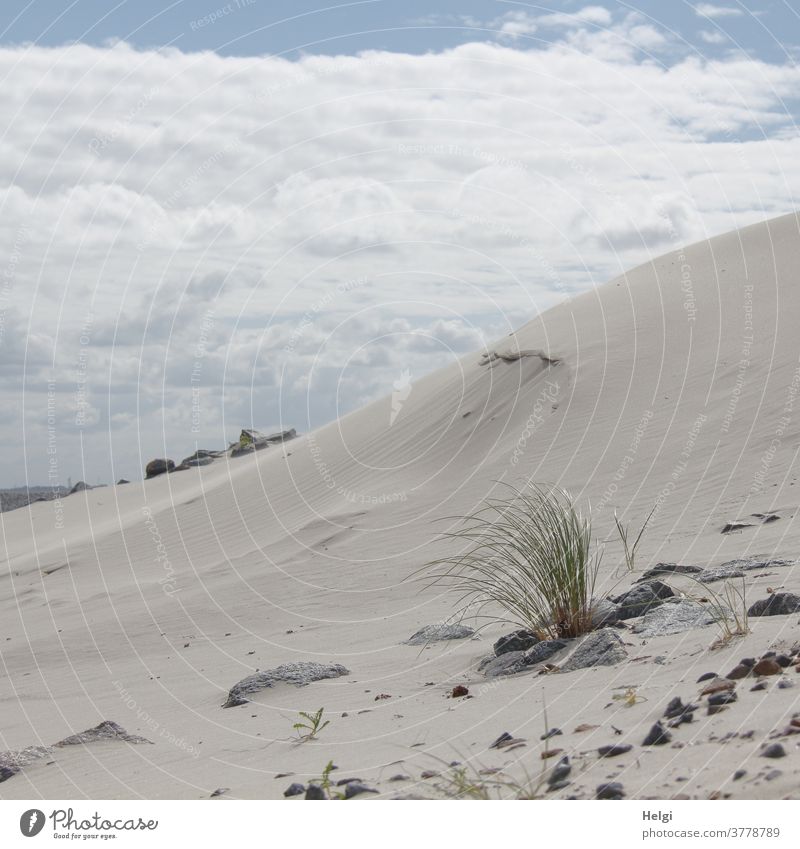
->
[223,662,350,707]
[632,600,716,637]
[493,629,538,656]
[748,593,800,617]
[405,623,475,646]
[612,581,674,620]
[560,629,628,672]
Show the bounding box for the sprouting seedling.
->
[293,707,330,741]
[614,505,656,576]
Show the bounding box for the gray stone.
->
[481,650,528,678]
[761,743,786,759]
[696,565,745,583]
[642,722,671,746]
[0,765,17,783]
[405,623,475,646]
[305,784,327,800]
[612,581,674,619]
[697,556,796,584]
[145,458,175,479]
[596,782,625,799]
[0,745,52,775]
[547,756,571,788]
[597,744,633,757]
[632,600,716,637]
[493,629,538,656]
[0,725,149,784]
[55,721,152,747]
[525,639,569,665]
[223,661,350,707]
[186,456,214,467]
[748,593,800,617]
[284,782,305,797]
[589,598,620,628]
[560,628,628,672]
[344,782,378,799]
[636,563,702,582]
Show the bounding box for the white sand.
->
[2,212,800,799]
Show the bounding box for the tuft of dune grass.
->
[423,484,600,639]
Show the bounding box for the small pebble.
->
[451,685,469,698]
[547,756,571,788]
[765,769,782,781]
[751,681,768,692]
[305,785,327,800]
[732,769,746,781]
[210,787,229,797]
[597,744,633,758]
[708,691,738,706]
[761,743,786,759]
[777,679,794,689]
[596,782,625,800]
[283,783,305,798]
[753,658,782,676]
[697,672,718,682]
[344,782,378,799]
[642,722,671,746]
[541,728,563,740]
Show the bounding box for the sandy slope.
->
[2,212,800,800]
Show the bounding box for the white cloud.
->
[700,29,728,44]
[497,5,613,39]
[694,3,744,18]
[1,37,799,483]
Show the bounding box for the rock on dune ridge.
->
[3,213,800,799]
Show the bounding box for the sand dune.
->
[3,212,800,799]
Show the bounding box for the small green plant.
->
[708,576,750,645]
[293,707,330,741]
[422,484,601,638]
[680,573,750,647]
[613,506,655,576]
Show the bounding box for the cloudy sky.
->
[0,0,798,485]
